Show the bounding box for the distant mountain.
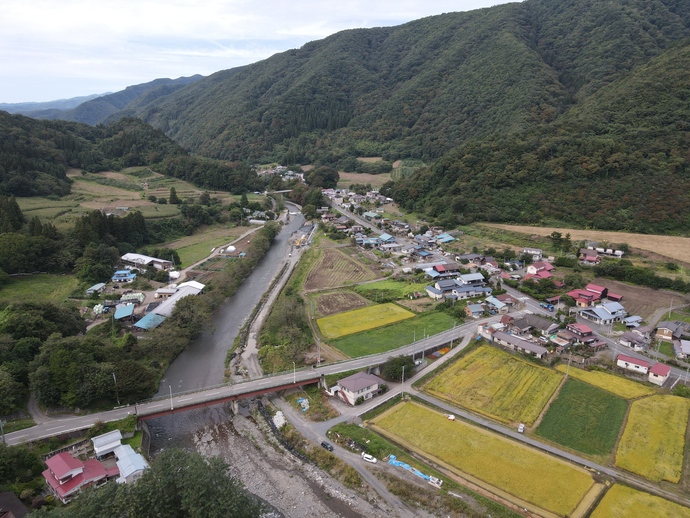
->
[0,94,108,114]
[23,75,203,125]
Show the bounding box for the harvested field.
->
[425,346,563,425]
[536,379,628,455]
[330,312,456,358]
[373,402,594,516]
[355,279,429,300]
[555,365,655,399]
[317,303,415,340]
[336,171,392,188]
[591,484,690,518]
[303,248,378,291]
[591,278,686,322]
[312,291,370,317]
[482,223,690,264]
[615,395,690,483]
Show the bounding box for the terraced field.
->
[372,402,594,516]
[555,365,655,399]
[425,346,563,425]
[303,248,378,291]
[615,395,690,483]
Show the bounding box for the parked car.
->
[518,423,525,433]
[361,453,377,464]
[414,359,423,366]
[321,441,334,452]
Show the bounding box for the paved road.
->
[155,208,305,395]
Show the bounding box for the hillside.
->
[0,93,107,114]
[115,0,689,168]
[25,75,203,126]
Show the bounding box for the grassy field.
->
[330,312,457,357]
[555,365,655,399]
[337,171,392,189]
[482,223,690,263]
[591,485,690,518]
[425,346,563,425]
[536,379,628,455]
[162,225,245,266]
[615,395,690,483]
[373,402,594,516]
[0,274,80,304]
[303,248,378,291]
[317,303,415,340]
[355,279,429,300]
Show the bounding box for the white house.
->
[121,253,173,270]
[522,248,543,262]
[580,301,627,325]
[648,363,671,387]
[673,339,690,359]
[114,444,149,485]
[336,372,383,406]
[616,354,650,375]
[91,430,123,459]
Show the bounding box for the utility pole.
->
[169,385,173,411]
[0,419,5,444]
[566,351,573,377]
[401,365,405,399]
[112,372,120,406]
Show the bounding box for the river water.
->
[156,209,305,396]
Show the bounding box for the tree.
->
[549,231,562,250]
[199,192,211,205]
[169,187,181,204]
[0,366,23,415]
[381,355,415,382]
[240,193,249,208]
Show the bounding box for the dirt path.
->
[27,394,55,424]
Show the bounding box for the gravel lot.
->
[147,401,394,518]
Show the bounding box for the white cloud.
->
[0,0,512,102]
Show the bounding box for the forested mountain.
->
[23,75,202,125]
[0,93,107,114]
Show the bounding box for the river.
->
[156,208,305,396]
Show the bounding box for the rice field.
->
[591,485,690,518]
[536,379,628,455]
[425,346,563,425]
[373,402,594,516]
[615,395,690,483]
[555,365,655,399]
[317,303,415,340]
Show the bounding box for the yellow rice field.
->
[555,365,655,399]
[591,485,690,518]
[373,402,594,516]
[316,303,415,340]
[615,395,690,483]
[425,346,563,425]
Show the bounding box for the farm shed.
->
[113,304,135,321]
[648,363,671,387]
[91,430,123,458]
[616,355,650,375]
[134,312,166,331]
[491,331,548,359]
[86,283,106,295]
[121,253,173,270]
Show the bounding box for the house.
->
[510,315,559,337]
[492,331,549,359]
[92,430,123,459]
[566,323,594,340]
[632,326,653,341]
[0,492,29,518]
[86,283,107,295]
[522,248,543,262]
[425,286,443,300]
[458,273,485,286]
[111,270,136,283]
[619,331,648,351]
[379,233,396,244]
[485,296,508,314]
[616,354,650,375]
[585,283,608,299]
[495,293,517,307]
[121,253,173,271]
[673,339,690,359]
[336,372,383,405]
[114,445,149,485]
[452,285,492,300]
[623,315,643,327]
[656,321,684,342]
[42,452,119,504]
[648,363,671,387]
[527,261,554,276]
[566,289,600,308]
[578,248,601,264]
[465,304,485,319]
[435,279,458,293]
[580,301,627,325]
[362,211,381,220]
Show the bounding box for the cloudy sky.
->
[1,1,513,103]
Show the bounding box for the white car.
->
[518,423,525,433]
[361,453,377,464]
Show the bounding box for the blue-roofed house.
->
[580,301,627,325]
[112,270,136,283]
[485,296,508,314]
[435,279,458,293]
[452,285,492,300]
[465,304,485,319]
[379,233,396,243]
[425,286,443,300]
[114,444,149,484]
[436,233,455,243]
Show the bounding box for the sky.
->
[1,1,514,104]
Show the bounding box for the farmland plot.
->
[313,291,370,317]
[303,248,378,291]
[373,402,594,516]
[317,303,415,340]
[536,379,627,455]
[555,365,655,399]
[615,395,690,483]
[425,346,562,425]
[591,485,690,518]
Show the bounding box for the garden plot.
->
[555,365,655,399]
[615,395,690,483]
[303,248,377,291]
[372,402,594,517]
[425,346,563,425]
[312,291,370,317]
[536,379,627,455]
[317,303,414,340]
[591,485,690,518]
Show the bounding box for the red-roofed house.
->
[566,289,600,308]
[527,261,554,275]
[648,363,671,386]
[616,355,650,375]
[567,323,594,338]
[585,283,608,298]
[43,452,118,504]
